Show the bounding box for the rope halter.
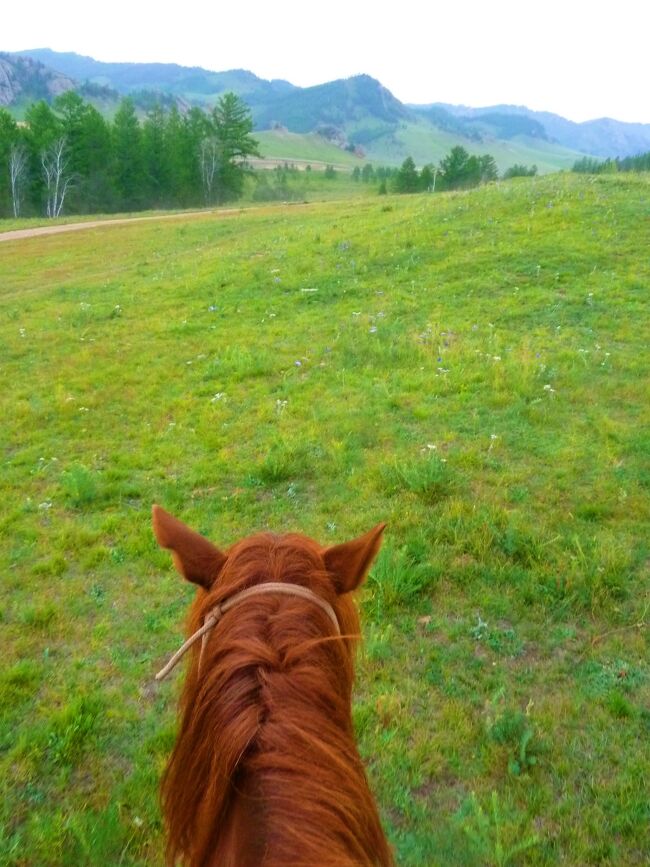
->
[155,581,341,681]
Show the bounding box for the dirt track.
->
[0,207,246,243]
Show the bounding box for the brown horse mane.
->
[153,511,393,867]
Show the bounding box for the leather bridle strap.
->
[155,582,341,681]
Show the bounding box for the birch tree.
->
[9,144,29,218]
[41,137,73,218]
[199,137,221,205]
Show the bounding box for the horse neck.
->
[164,597,393,866]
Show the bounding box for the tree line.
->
[364,148,537,195]
[0,91,260,218]
[0,89,549,219]
[572,151,650,174]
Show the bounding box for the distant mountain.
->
[252,74,409,134]
[14,48,296,106]
[426,103,650,159]
[15,50,403,138]
[4,48,650,163]
[412,104,549,143]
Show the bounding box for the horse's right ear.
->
[152,505,227,589]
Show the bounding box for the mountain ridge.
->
[424,102,650,158]
[3,48,650,160]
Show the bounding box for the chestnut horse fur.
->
[152,504,394,867]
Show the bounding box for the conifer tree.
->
[440,146,471,189]
[394,156,420,193]
[112,98,145,210]
[420,164,434,191]
[211,92,260,201]
[54,92,112,212]
[142,105,168,206]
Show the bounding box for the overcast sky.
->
[5,0,649,124]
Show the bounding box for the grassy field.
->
[0,172,374,235]
[1,173,648,866]
[0,209,216,236]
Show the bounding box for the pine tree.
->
[420,164,434,191]
[211,93,260,202]
[142,105,168,206]
[164,106,196,206]
[54,92,112,212]
[76,105,113,212]
[440,146,471,190]
[394,156,420,193]
[112,98,145,210]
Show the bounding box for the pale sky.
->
[5,0,650,124]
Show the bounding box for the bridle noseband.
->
[155,582,341,681]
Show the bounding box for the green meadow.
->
[0,171,374,235]
[1,173,648,865]
[254,129,364,165]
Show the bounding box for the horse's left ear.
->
[323,523,386,594]
[152,504,227,589]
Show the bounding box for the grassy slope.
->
[255,124,583,173]
[255,129,363,166]
[358,120,584,172]
[1,174,648,866]
[0,174,373,234]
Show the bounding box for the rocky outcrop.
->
[0,58,20,105]
[0,53,76,106]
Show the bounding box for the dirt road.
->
[0,207,244,243]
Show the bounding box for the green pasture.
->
[0,209,208,235]
[0,170,372,235]
[1,173,648,865]
[255,129,363,166]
